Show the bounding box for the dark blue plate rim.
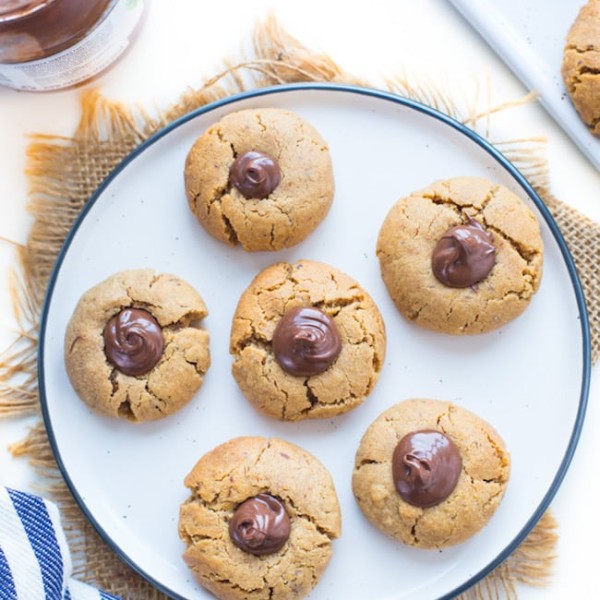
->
[38,82,591,600]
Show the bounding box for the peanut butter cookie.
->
[352,398,510,549]
[230,260,386,421]
[562,0,600,136]
[184,108,334,251]
[179,436,341,600]
[376,177,543,334]
[64,269,210,422]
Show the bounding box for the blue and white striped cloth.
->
[0,488,121,600]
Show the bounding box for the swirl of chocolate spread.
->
[103,308,164,376]
[229,493,291,556]
[431,217,496,288]
[272,306,342,377]
[229,151,281,199]
[392,430,462,508]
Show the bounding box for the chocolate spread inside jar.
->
[0,0,145,91]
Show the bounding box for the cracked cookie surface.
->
[376,177,543,334]
[184,108,334,251]
[352,399,510,549]
[179,436,341,600]
[230,260,386,421]
[64,269,210,422]
[562,0,600,136]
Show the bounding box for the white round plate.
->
[39,84,590,600]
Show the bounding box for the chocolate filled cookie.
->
[184,108,334,251]
[229,260,386,421]
[64,269,210,422]
[352,399,510,549]
[179,436,341,600]
[562,0,600,136]
[376,177,543,334]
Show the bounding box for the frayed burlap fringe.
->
[1,14,596,599]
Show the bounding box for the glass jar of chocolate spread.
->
[0,0,145,91]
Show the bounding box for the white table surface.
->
[0,1,598,598]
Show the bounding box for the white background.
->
[0,1,598,598]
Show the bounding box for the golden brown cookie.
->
[229,260,386,421]
[352,399,510,549]
[64,269,210,422]
[184,108,334,251]
[376,177,543,334]
[562,0,600,136]
[179,436,341,600]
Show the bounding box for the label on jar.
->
[0,0,144,91]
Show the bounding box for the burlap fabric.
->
[2,16,599,600]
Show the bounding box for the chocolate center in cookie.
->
[103,308,164,376]
[229,493,290,556]
[272,306,342,377]
[229,151,281,199]
[392,430,462,508]
[431,217,496,288]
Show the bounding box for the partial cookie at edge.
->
[562,0,600,136]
